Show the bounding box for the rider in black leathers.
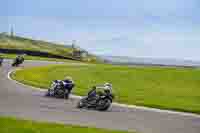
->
[16,54,25,63]
[87,83,113,104]
[53,76,75,94]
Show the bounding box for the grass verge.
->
[0,116,133,133]
[11,64,200,114]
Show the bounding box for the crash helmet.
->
[65,76,73,82]
[104,82,112,93]
[104,82,112,88]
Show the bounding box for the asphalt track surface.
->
[0,60,200,133]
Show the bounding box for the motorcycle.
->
[45,80,72,99]
[77,88,114,111]
[12,57,24,67]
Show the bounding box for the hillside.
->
[0,33,98,62]
[0,33,73,57]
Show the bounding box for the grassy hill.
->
[0,33,73,57]
[0,33,97,62]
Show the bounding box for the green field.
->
[12,64,200,114]
[0,117,133,133]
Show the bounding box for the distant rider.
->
[16,54,25,63]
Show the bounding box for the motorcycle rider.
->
[53,76,75,96]
[15,54,25,64]
[87,83,113,103]
[62,76,75,93]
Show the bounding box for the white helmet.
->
[103,83,112,94]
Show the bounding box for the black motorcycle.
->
[45,80,73,99]
[77,88,114,111]
[12,57,24,67]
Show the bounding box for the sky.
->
[1,0,200,61]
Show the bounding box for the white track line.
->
[8,69,200,118]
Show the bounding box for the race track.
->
[0,60,200,133]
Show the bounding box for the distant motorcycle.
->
[45,80,74,99]
[12,57,24,67]
[77,87,114,111]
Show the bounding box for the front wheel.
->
[54,89,65,98]
[45,91,50,97]
[96,99,112,111]
[45,89,53,97]
[12,63,16,67]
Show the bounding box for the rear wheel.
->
[77,97,87,108]
[77,101,84,108]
